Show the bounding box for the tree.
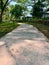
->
[0,0,13,22]
[31,0,45,18]
[11,4,26,20]
[0,0,29,22]
[3,6,11,21]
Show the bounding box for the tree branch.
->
[2,0,9,12]
[2,0,13,13]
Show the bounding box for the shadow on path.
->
[0,23,49,65]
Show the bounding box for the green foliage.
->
[31,0,45,18]
[11,4,25,19]
[2,6,11,22]
[17,0,28,4]
[0,22,19,38]
[41,0,45,2]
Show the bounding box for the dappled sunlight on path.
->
[0,23,49,65]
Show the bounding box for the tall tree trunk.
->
[0,0,9,23]
[0,13,2,23]
[0,0,3,23]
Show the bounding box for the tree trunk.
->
[0,0,10,23]
[0,0,3,23]
[0,12,2,23]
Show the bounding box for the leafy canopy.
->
[11,4,25,18]
[32,0,45,18]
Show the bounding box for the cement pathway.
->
[0,23,49,65]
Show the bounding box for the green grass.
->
[0,22,19,38]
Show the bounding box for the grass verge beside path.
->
[25,21,49,39]
[0,22,19,38]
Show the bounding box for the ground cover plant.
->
[0,22,19,38]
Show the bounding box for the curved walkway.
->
[0,23,49,65]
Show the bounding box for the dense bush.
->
[20,17,49,26]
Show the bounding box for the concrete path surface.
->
[0,23,49,65]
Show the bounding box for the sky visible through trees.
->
[10,0,49,17]
[0,0,49,23]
